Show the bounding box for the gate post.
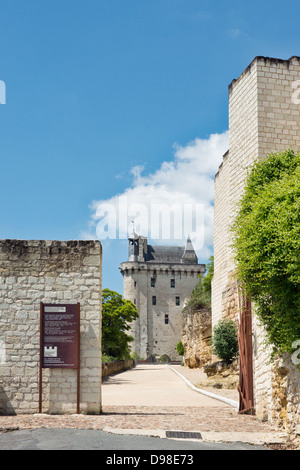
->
[238,288,254,415]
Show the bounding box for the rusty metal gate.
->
[238,289,255,415]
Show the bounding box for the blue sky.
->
[0,0,299,293]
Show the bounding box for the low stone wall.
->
[102,359,134,378]
[0,239,102,415]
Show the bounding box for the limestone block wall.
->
[228,58,260,246]
[211,150,231,327]
[212,56,300,434]
[0,239,102,415]
[252,315,274,422]
[256,57,300,157]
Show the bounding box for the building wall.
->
[0,239,102,415]
[211,151,231,327]
[256,57,300,158]
[212,56,300,433]
[121,262,148,358]
[121,262,205,361]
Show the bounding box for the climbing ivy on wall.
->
[231,149,300,358]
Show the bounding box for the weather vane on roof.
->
[131,218,135,233]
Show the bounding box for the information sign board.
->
[39,302,81,413]
[41,303,79,368]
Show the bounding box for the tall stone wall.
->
[212,56,300,435]
[211,151,231,327]
[0,239,102,415]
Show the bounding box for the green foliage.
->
[183,256,214,312]
[101,354,115,363]
[211,319,239,362]
[176,340,184,356]
[102,288,139,360]
[201,256,214,295]
[131,351,142,361]
[159,354,170,363]
[231,149,300,358]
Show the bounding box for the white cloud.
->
[226,28,249,41]
[82,131,229,259]
[227,28,242,39]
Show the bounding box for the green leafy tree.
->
[232,149,300,358]
[201,256,214,296]
[176,340,184,356]
[102,288,138,360]
[183,256,214,312]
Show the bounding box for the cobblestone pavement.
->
[0,365,279,437]
[0,405,275,433]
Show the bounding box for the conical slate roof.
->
[180,235,198,264]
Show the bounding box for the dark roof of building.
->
[181,236,198,264]
[146,245,185,263]
[145,238,198,265]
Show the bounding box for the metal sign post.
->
[39,302,80,414]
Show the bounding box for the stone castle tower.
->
[120,232,206,361]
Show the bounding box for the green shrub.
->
[102,354,116,363]
[131,351,142,361]
[211,319,239,362]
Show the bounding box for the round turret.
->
[128,231,139,262]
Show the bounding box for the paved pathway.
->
[0,364,287,447]
[102,364,228,407]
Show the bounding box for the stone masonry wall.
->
[211,151,231,328]
[212,56,300,434]
[0,240,102,415]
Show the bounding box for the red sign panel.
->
[41,303,79,369]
